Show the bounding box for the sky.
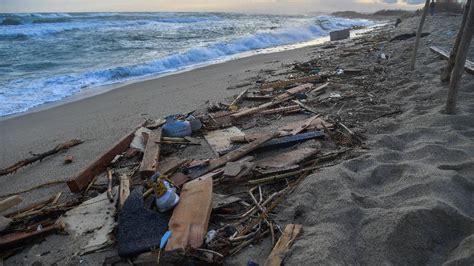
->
[0,0,428,14]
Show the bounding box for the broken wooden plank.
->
[264,224,303,266]
[292,100,318,115]
[230,88,249,108]
[257,148,319,169]
[139,128,163,178]
[430,46,474,74]
[260,75,320,90]
[67,122,145,193]
[261,105,301,115]
[119,174,130,209]
[0,222,65,250]
[273,83,313,102]
[0,139,83,176]
[309,82,329,95]
[289,115,320,135]
[0,196,22,213]
[204,127,245,156]
[166,176,213,251]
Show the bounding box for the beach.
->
[1,13,473,265]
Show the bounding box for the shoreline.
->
[0,22,383,122]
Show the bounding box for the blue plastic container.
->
[162,115,192,137]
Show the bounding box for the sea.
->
[0,12,374,117]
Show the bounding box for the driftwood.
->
[0,196,22,213]
[0,139,83,176]
[264,224,303,266]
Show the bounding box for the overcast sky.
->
[1,0,428,14]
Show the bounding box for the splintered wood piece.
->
[166,176,213,251]
[0,222,65,250]
[430,46,474,74]
[139,128,163,178]
[273,83,313,102]
[119,174,130,209]
[260,75,320,90]
[67,122,145,193]
[264,224,303,266]
[0,139,83,176]
[204,127,245,156]
[256,148,319,169]
[289,115,320,135]
[0,196,23,213]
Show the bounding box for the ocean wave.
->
[0,15,373,116]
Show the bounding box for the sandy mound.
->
[276,15,474,265]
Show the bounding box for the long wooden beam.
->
[430,46,474,75]
[67,122,145,192]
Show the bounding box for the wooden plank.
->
[430,46,474,74]
[67,122,145,192]
[264,224,303,266]
[139,128,163,178]
[257,148,319,169]
[0,196,22,213]
[118,174,130,209]
[166,176,213,251]
[261,105,301,115]
[204,127,245,156]
[260,75,320,90]
[273,83,313,102]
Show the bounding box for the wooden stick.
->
[260,75,320,90]
[67,122,145,193]
[0,196,22,213]
[446,2,474,114]
[292,100,318,114]
[289,115,320,135]
[261,105,301,115]
[264,224,303,266]
[106,169,114,203]
[444,0,471,81]
[118,174,130,209]
[0,139,83,176]
[230,88,249,107]
[410,0,430,70]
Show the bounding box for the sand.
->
[1,13,473,265]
